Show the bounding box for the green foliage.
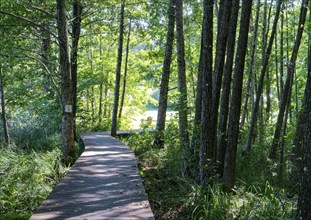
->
[0,146,68,216]
[124,124,298,219]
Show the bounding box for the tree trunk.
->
[98,34,104,126]
[275,34,280,102]
[190,37,203,170]
[111,1,125,137]
[119,20,131,119]
[265,68,271,121]
[222,0,253,191]
[199,0,214,185]
[211,0,232,156]
[91,86,95,126]
[240,0,260,129]
[279,7,284,100]
[0,64,9,144]
[175,0,190,175]
[244,0,283,153]
[216,0,240,176]
[71,0,82,141]
[98,82,103,126]
[297,3,311,216]
[154,0,176,148]
[57,0,75,159]
[270,0,308,159]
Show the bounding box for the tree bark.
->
[279,7,284,100]
[190,37,203,169]
[211,0,232,157]
[200,0,214,185]
[0,64,9,144]
[98,82,103,126]
[71,0,82,141]
[240,0,260,129]
[297,4,311,216]
[244,0,283,153]
[57,0,75,159]
[175,0,190,175]
[216,0,240,176]
[119,20,132,119]
[222,0,253,191]
[154,0,176,148]
[98,34,104,126]
[111,1,125,137]
[270,0,308,159]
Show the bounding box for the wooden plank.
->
[30,133,154,220]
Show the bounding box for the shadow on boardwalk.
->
[30,133,154,220]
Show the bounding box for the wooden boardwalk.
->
[30,132,154,220]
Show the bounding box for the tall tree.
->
[199,0,214,185]
[211,0,232,156]
[0,64,9,144]
[189,37,203,169]
[71,0,82,140]
[270,0,308,159]
[222,0,253,191]
[297,4,311,217]
[240,0,260,128]
[216,0,240,175]
[154,0,176,148]
[175,0,190,174]
[57,0,75,159]
[119,20,132,119]
[244,0,283,153]
[111,1,125,137]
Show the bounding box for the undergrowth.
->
[0,133,69,219]
[122,125,298,220]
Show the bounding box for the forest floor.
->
[122,130,299,219]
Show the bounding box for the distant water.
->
[131,110,177,129]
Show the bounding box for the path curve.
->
[30,133,154,220]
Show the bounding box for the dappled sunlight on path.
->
[30,133,154,220]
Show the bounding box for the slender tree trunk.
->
[211,0,232,157]
[244,0,283,153]
[291,108,304,181]
[279,7,284,100]
[119,20,132,119]
[265,68,271,121]
[297,4,311,216]
[98,34,104,126]
[71,0,82,141]
[275,35,280,102]
[240,0,260,129]
[200,0,214,185]
[57,0,75,159]
[104,84,108,118]
[216,0,240,175]
[175,0,190,175]
[91,86,95,125]
[154,0,176,148]
[270,0,308,159]
[111,1,125,137]
[0,64,9,144]
[98,82,103,126]
[190,37,203,169]
[222,0,253,191]
[279,103,289,173]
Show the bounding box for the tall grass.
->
[0,131,68,219]
[122,122,298,219]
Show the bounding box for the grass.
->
[122,126,298,220]
[0,133,69,219]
